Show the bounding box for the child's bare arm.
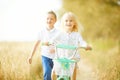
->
[28,40,40,64]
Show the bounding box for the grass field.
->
[0,42,43,80]
[0,39,119,80]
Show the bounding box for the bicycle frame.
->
[53,44,79,80]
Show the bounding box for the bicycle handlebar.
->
[55,44,86,50]
[41,42,86,50]
[56,44,77,49]
[53,44,86,60]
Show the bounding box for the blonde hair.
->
[60,12,83,32]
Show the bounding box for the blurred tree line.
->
[58,0,120,40]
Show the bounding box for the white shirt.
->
[38,27,60,59]
[51,31,87,59]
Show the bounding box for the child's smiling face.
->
[63,15,75,32]
[46,13,56,29]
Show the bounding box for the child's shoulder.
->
[37,27,46,34]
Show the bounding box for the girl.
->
[28,11,59,80]
[51,12,92,80]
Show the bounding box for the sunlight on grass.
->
[81,39,120,80]
[0,42,43,80]
[0,39,119,80]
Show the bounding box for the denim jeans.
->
[42,56,53,80]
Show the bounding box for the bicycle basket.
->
[53,58,76,76]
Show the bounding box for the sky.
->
[0,0,62,41]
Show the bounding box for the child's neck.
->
[66,29,73,34]
[46,26,54,31]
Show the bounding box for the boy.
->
[28,11,59,80]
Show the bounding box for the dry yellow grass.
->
[0,39,119,80]
[0,42,43,80]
